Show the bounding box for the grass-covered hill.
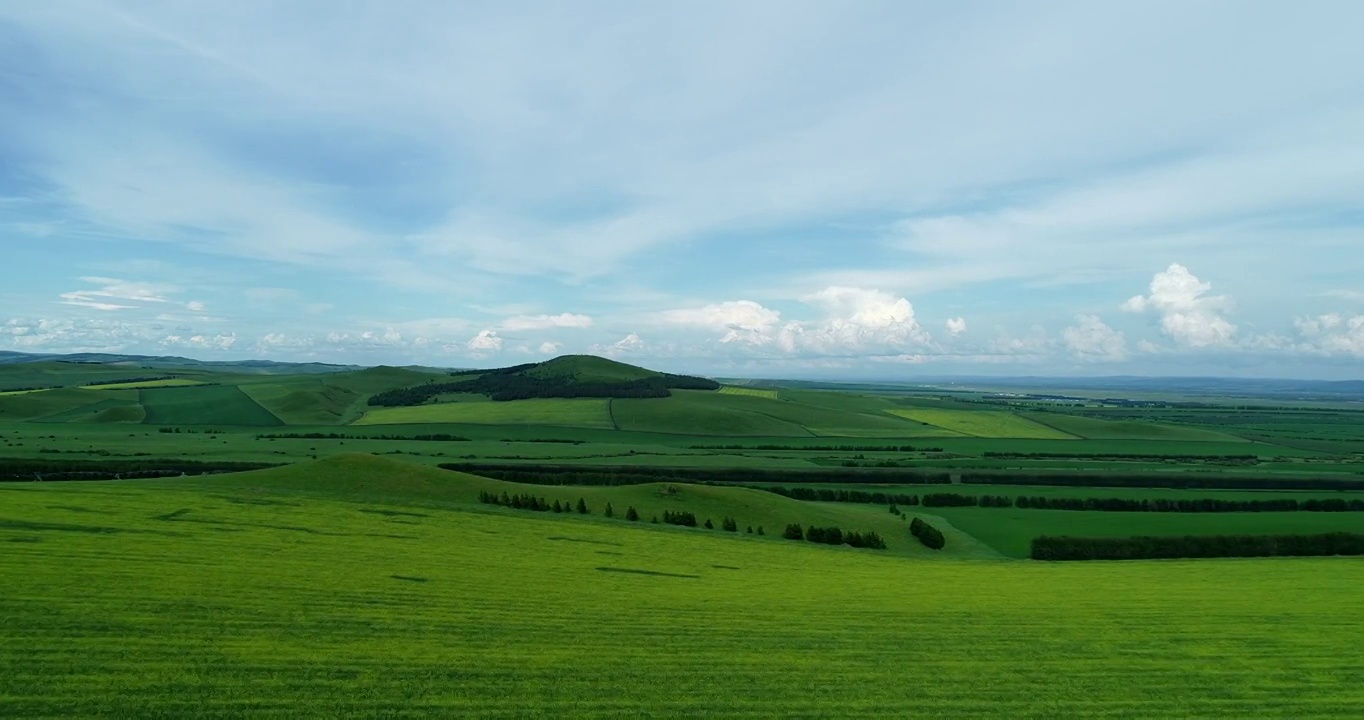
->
[367,355,720,406]
[155,453,987,558]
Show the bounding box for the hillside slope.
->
[154,454,991,558]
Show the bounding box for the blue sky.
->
[2,1,1363,379]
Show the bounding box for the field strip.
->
[885,408,1077,439]
[718,386,780,400]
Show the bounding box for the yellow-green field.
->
[82,378,207,390]
[718,386,780,400]
[0,456,1361,717]
[887,408,1077,439]
[0,388,46,397]
[356,398,615,428]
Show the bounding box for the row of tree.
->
[439,463,955,486]
[960,472,1364,491]
[689,444,943,452]
[765,486,923,506]
[0,457,279,482]
[910,517,946,550]
[478,491,590,514]
[918,491,1364,513]
[780,523,887,549]
[1031,532,1364,560]
[255,432,469,442]
[982,451,1259,463]
[371,371,720,406]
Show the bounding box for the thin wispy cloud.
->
[1,1,1362,377]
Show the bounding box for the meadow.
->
[3,455,1362,717]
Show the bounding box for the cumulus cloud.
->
[466,330,503,354]
[659,300,781,345]
[186,301,206,312]
[538,341,561,354]
[945,317,967,336]
[1122,264,1235,348]
[501,313,593,331]
[1294,313,1364,356]
[1,317,148,352]
[1062,315,1128,361]
[795,287,931,354]
[594,333,645,357]
[161,333,237,351]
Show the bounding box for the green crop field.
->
[886,408,1077,439]
[139,385,285,426]
[1,454,1361,717]
[718,385,780,400]
[357,398,615,428]
[81,378,207,390]
[1021,411,1250,442]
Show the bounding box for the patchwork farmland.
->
[2,355,1364,715]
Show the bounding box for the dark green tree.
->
[704,518,714,529]
[626,506,640,521]
[604,502,614,518]
[722,516,738,532]
[576,498,588,514]
[783,523,804,540]
[552,500,563,513]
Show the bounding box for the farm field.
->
[717,385,780,399]
[2,454,1363,716]
[82,378,207,390]
[357,398,615,429]
[885,408,1077,439]
[140,385,285,427]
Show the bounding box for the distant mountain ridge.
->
[0,350,361,375]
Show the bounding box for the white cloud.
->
[466,329,503,354]
[945,317,967,336]
[594,333,645,357]
[161,333,237,351]
[500,313,594,331]
[538,341,561,354]
[1122,264,1236,348]
[1062,315,1128,361]
[59,276,177,311]
[185,300,206,312]
[794,287,931,354]
[1294,313,1364,357]
[659,300,781,345]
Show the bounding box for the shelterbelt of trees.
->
[369,367,719,405]
[1031,532,1364,560]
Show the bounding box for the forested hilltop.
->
[368,355,719,406]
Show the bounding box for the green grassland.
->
[1021,411,1251,441]
[357,398,615,429]
[1,454,1362,716]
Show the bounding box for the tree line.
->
[0,457,280,482]
[439,463,954,486]
[256,432,470,442]
[959,472,1364,491]
[781,523,887,549]
[982,451,1259,463]
[1031,532,1364,560]
[370,371,719,406]
[689,444,944,452]
[909,517,946,550]
[765,486,923,506]
[921,491,1364,513]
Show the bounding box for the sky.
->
[2,1,1363,379]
